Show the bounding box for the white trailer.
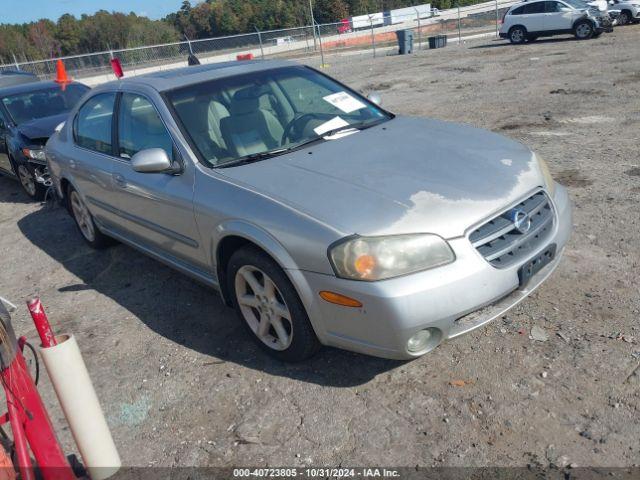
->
[388,4,432,24]
[352,12,384,30]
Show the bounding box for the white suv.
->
[500,0,613,44]
[608,0,640,24]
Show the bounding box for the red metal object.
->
[110,58,124,78]
[236,53,254,61]
[26,299,57,348]
[1,353,75,480]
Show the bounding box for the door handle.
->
[112,173,127,188]
[69,159,76,169]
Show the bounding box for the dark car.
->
[0,70,39,88]
[0,81,89,199]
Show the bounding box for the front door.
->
[110,92,205,269]
[543,1,574,30]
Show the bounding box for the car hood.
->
[17,113,67,141]
[218,116,546,239]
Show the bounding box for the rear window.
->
[511,5,525,14]
[1,84,88,125]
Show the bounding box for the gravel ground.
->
[0,26,639,471]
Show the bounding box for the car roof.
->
[107,59,299,92]
[0,80,87,97]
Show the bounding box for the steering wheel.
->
[281,113,320,145]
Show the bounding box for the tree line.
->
[0,0,480,64]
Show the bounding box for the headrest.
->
[230,87,260,115]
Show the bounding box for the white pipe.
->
[39,335,121,480]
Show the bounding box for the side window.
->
[511,6,525,15]
[74,93,116,154]
[545,1,563,12]
[117,93,174,160]
[523,2,546,13]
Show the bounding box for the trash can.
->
[396,29,414,55]
[428,35,447,49]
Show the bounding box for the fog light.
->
[407,329,433,353]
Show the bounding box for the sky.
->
[2,0,186,24]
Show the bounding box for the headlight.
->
[329,234,455,281]
[536,155,556,196]
[22,147,46,162]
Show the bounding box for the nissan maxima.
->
[46,60,571,361]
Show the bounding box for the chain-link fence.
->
[0,0,518,86]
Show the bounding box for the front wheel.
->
[228,246,321,362]
[16,162,46,201]
[574,20,594,40]
[509,26,527,44]
[67,185,112,249]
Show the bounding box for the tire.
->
[574,20,594,40]
[509,26,527,44]
[13,159,46,201]
[66,184,112,249]
[618,10,631,25]
[227,246,321,362]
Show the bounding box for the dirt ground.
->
[1,26,639,471]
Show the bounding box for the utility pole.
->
[309,0,318,51]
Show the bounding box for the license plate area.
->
[518,244,556,287]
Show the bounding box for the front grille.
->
[469,191,554,269]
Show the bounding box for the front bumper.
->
[292,184,572,360]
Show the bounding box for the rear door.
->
[110,91,205,269]
[69,92,122,227]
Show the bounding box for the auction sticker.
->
[323,91,366,113]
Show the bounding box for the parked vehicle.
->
[46,60,571,361]
[607,0,640,24]
[500,0,613,43]
[0,81,89,199]
[0,70,39,88]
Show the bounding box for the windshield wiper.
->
[217,147,290,168]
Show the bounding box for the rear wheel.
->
[618,10,631,25]
[509,26,527,44]
[67,185,112,249]
[574,20,594,40]
[228,246,321,362]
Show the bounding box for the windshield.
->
[166,66,390,167]
[1,84,88,125]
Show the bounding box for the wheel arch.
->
[508,24,528,33]
[213,220,303,307]
[573,17,595,31]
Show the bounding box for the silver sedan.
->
[46,60,571,361]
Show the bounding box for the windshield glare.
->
[563,0,589,9]
[166,66,390,166]
[1,84,88,125]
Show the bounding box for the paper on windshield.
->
[313,116,350,136]
[323,92,366,114]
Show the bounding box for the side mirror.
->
[367,91,382,106]
[131,148,174,173]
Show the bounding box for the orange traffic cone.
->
[54,59,70,84]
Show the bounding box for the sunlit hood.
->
[218,116,546,239]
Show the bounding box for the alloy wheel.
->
[70,191,96,242]
[17,165,36,197]
[511,29,524,43]
[576,23,593,39]
[234,265,293,351]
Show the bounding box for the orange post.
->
[54,60,70,84]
